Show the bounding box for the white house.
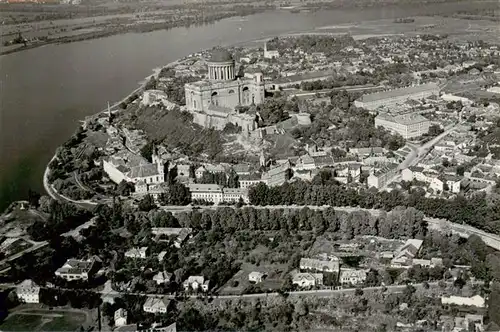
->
[430,177,444,192]
[339,269,368,285]
[441,295,485,308]
[55,258,96,281]
[16,279,40,304]
[292,273,323,288]
[143,297,171,314]
[124,247,148,259]
[114,308,128,326]
[248,271,266,284]
[153,271,173,285]
[183,276,209,292]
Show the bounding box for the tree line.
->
[248,175,500,234]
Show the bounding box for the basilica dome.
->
[209,48,234,63]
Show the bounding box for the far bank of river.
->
[0,1,496,210]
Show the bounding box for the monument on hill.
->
[184,47,266,132]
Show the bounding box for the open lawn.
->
[0,309,88,332]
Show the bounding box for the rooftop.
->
[376,113,429,125]
[359,83,439,103]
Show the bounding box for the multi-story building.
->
[367,163,399,189]
[300,255,340,274]
[292,273,323,288]
[184,48,265,132]
[183,276,209,292]
[339,269,368,285]
[103,150,164,186]
[16,279,40,303]
[354,83,440,110]
[375,113,430,139]
[114,308,128,327]
[55,258,96,281]
[143,297,171,314]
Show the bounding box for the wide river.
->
[0,2,491,209]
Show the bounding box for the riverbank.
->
[0,6,272,56]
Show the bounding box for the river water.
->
[0,2,491,208]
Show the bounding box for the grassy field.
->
[0,309,88,332]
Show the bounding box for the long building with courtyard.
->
[375,113,430,139]
[354,83,440,110]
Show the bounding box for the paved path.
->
[100,281,442,301]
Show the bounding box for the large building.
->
[354,83,440,110]
[55,258,97,281]
[16,279,40,303]
[375,113,430,139]
[187,184,249,204]
[184,48,265,132]
[103,150,164,186]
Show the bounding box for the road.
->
[399,122,461,171]
[99,281,442,302]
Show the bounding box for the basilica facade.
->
[184,48,265,132]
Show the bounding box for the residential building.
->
[445,175,462,193]
[391,239,424,268]
[339,269,368,285]
[292,273,323,288]
[441,295,485,308]
[125,247,148,259]
[354,83,440,110]
[222,188,249,203]
[55,258,96,281]
[115,308,128,326]
[183,276,209,292]
[300,256,340,274]
[262,161,291,187]
[174,228,192,248]
[157,251,167,262]
[188,184,224,204]
[367,163,399,189]
[153,271,173,285]
[16,279,40,303]
[248,271,265,284]
[143,297,171,314]
[375,113,430,139]
[401,166,427,182]
[430,177,444,192]
[238,173,264,189]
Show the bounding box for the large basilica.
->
[184,48,265,132]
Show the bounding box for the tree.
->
[140,141,155,162]
[28,189,41,208]
[428,124,444,136]
[138,195,156,212]
[117,180,134,196]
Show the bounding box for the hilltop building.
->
[354,83,440,110]
[184,48,265,132]
[103,150,164,186]
[375,113,430,139]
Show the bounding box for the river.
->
[0,2,493,209]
